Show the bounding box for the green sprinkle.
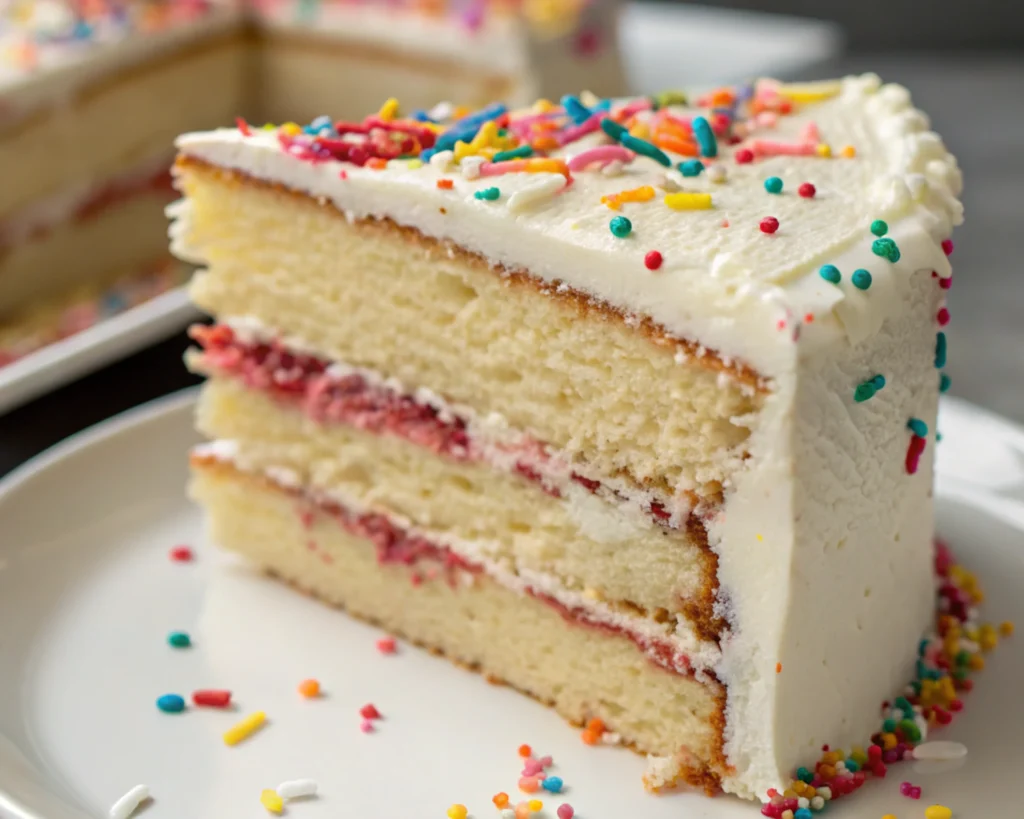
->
[940,373,951,393]
[851,268,872,290]
[679,159,704,177]
[819,264,841,284]
[894,696,913,716]
[764,176,783,194]
[796,767,814,783]
[898,718,922,742]
[474,186,501,201]
[935,332,947,368]
[854,382,876,403]
[937,431,943,442]
[845,759,860,773]
[168,631,191,648]
[871,374,886,390]
[955,650,971,667]
[882,718,897,733]
[872,237,901,263]
[653,90,688,109]
[492,145,533,163]
[870,219,889,237]
[609,215,632,238]
[600,118,627,140]
[907,418,929,437]
[621,133,671,166]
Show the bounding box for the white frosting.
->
[195,441,722,672]
[175,74,961,378]
[175,77,960,798]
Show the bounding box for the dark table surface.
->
[1,53,1022,480]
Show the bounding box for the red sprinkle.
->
[939,276,953,290]
[937,307,950,326]
[169,545,193,562]
[192,689,232,708]
[376,637,397,654]
[942,238,954,256]
[360,703,381,720]
[644,250,663,270]
[760,216,779,234]
[906,435,927,474]
[235,117,251,136]
[798,182,816,198]
[436,179,454,190]
[735,148,754,164]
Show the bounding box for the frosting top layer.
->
[175,75,963,375]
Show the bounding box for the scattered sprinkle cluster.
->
[760,540,1011,816]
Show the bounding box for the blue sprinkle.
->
[845,759,860,773]
[433,103,507,152]
[937,431,943,442]
[871,374,886,390]
[871,237,901,263]
[541,776,563,793]
[851,268,872,290]
[310,115,332,129]
[561,95,593,125]
[167,631,191,648]
[621,134,671,166]
[935,332,947,368]
[907,418,929,437]
[593,99,613,112]
[410,110,436,123]
[101,293,127,315]
[692,115,718,158]
[474,187,500,201]
[600,118,627,140]
[72,21,93,39]
[796,767,814,783]
[420,147,439,161]
[609,215,632,238]
[918,638,929,657]
[764,176,783,194]
[819,264,841,284]
[795,809,813,819]
[940,373,951,393]
[679,159,704,177]
[157,694,185,713]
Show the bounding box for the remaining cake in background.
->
[170,76,962,801]
[0,0,623,372]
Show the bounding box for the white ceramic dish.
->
[0,391,1021,819]
[0,289,199,416]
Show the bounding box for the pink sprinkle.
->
[376,637,397,654]
[360,703,381,720]
[557,805,575,819]
[555,113,603,147]
[300,509,315,528]
[518,777,540,793]
[749,139,816,157]
[942,238,954,255]
[339,170,348,180]
[360,720,374,733]
[800,121,821,143]
[615,98,653,119]
[514,803,531,819]
[755,112,778,128]
[169,546,193,562]
[566,144,633,171]
[522,759,544,776]
[538,755,553,768]
[906,435,927,475]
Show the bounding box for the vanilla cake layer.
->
[191,456,727,791]
[177,160,764,498]
[195,372,722,634]
[0,30,246,220]
[0,184,175,317]
[252,30,516,126]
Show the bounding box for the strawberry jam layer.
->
[202,452,700,680]
[191,323,681,525]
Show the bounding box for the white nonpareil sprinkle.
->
[707,164,728,183]
[507,176,567,213]
[429,150,455,171]
[500,810,516,819]
[810,796,825,810]
[276,779,318,800]
[912,741,968,761]
[109,785,150,819]
[460,156,485,179]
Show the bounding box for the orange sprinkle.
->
[841,145,857,158]
[586,717,605,734]
[436,179,454,190]
[804,313,815,323]
[518,744,532,757]
[518,777,540,793]
[600,185,656,211]
[297,678,320,698]
[652,133,699,156]
[1000,621,1015,636]
[530,136,559,152]
[493,793,510,808]
[581,730,599,745]
[776,662,783,674]
[365,157,388,170]
[969,654,985,671]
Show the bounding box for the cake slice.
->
[170,77,962,800]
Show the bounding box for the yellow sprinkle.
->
[280,122,301,136]
[453,140,475,161]
[628,122,651,139]
[600,185,656,210]
[471,120,500,150]
[224,711,267,746]
[1000,621,1015,636]
[756,534,763,541]
[378,97,400,122]
[882,815,897,819]
[261,123,276,131]
[533,98,557,113]
[406,159,424,170]
[260,789,283,814]
[664,192,712,211]
[816,144,832,158]
[841,145,857,158]
[447,804,468,819]
[777,80,842,103]
[924,807,953,819]
[528,800,543,812]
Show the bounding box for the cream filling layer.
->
[195,441,723,674]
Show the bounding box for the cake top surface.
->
[175,75,963,375]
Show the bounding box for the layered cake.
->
[170,76,962,800]
[0,0,622,369]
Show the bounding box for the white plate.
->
[2,397,1022,819]
[0,289,199,416]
